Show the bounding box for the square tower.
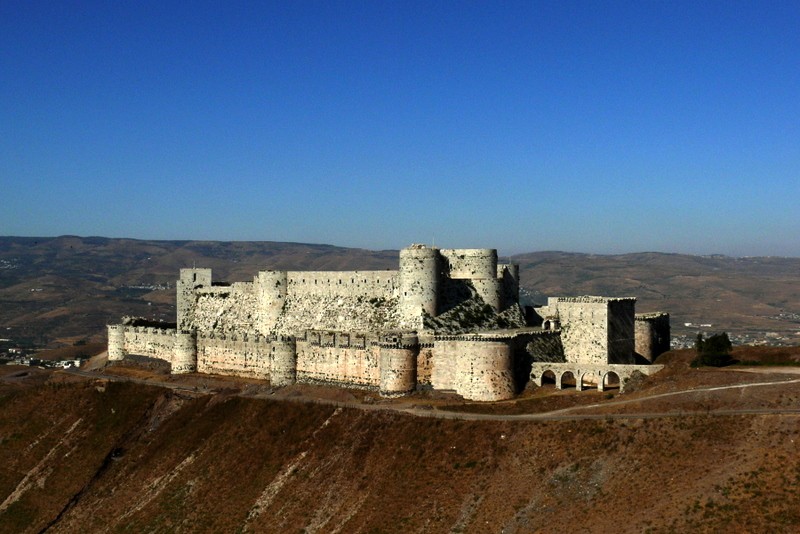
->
[545,296,636,365]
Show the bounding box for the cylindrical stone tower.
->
[107,325,127,361]
[442,249,501,310]
[270,337,297,387]
[256,271,288,335]
[499,263,520,310]
[378,333,418,397]
[455,338,515,401]
[172,331,197,374]
[399,245,441,325]
[634,313,671,363]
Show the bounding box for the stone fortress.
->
[108,245,670,401]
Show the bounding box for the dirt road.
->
[62,367,800,422]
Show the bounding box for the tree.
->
[691,332,735,367]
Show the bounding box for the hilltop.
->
[0,347,799,533]
[1,236,799,348]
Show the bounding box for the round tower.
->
[454,337,515,402]
[107,325,127,361]
[500,263,520,309]
[270,337,297,387]
[378,333,418,397]
[442,249,501,310]
[172,331,197,374]
[399,245,441,325]
[256,271,288,335]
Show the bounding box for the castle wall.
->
[107,325,126,361]
[177,268,211,330]
[273,294,402,335]
[295,332,380,388]
[121,326,177,362]
[608,299,636,364]
[109,244,665,401]
[256,271,287,335]
[379,339,417,396]
[498,264,520,310]
[172,332,197,374]
[433,336,516,401]
[398,246,440,325]
[440,249,501,310]
[287,271,397,299]
[545,297,637,365]
[430,342,457,391]
[416,341,435,387]
[440,249,497,279]
[270,338,297,386]
[635,312,671,363]
[196,334,271,379]
[553,298,610,365]
[522,329,565,363]
[191,282,259,336]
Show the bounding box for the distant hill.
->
[1,236,798,347]
[510,251,800,345]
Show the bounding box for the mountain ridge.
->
[1,236,798,348]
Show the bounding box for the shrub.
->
[691,332,736,367]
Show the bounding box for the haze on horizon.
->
[2,2,799,258]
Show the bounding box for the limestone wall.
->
[522,330,565,363]
[553,298,610,365]
[107,325,126,361]
[177,268,211,330]
[440,249,497,279]
[121,326,177,362]
[256,271,287,334]
[544,297,637,365]
[270,338,297,386]
[287,271,398,298]
[431,341,457,391]
[379,340,417,396]
[498,264,520,310]
[196,334,271,379]
[189,282,260,336]
[295,332,381,388]
[172,332,197,374]
[440,249,500,310]
[432,336,516,401]
[398,245,440,324]
[416,342,435,387]
[272,294,403,336]
[608,299,636,364]
[635,312,671,362]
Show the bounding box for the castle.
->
[108,245,670,401]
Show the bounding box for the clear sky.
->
[2,1,799,256]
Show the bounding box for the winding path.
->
[61,368,800,422]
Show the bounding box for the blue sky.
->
[2,1,799,256]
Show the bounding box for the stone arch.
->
[558,370,576,390]
[600,371,621,391]
[540,369,556,387]
[580,371,599,390]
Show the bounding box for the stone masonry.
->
[108,244,670,401]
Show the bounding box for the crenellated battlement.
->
[109,243,669,402]
[554,296,637,304]
[635,312,670,321]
